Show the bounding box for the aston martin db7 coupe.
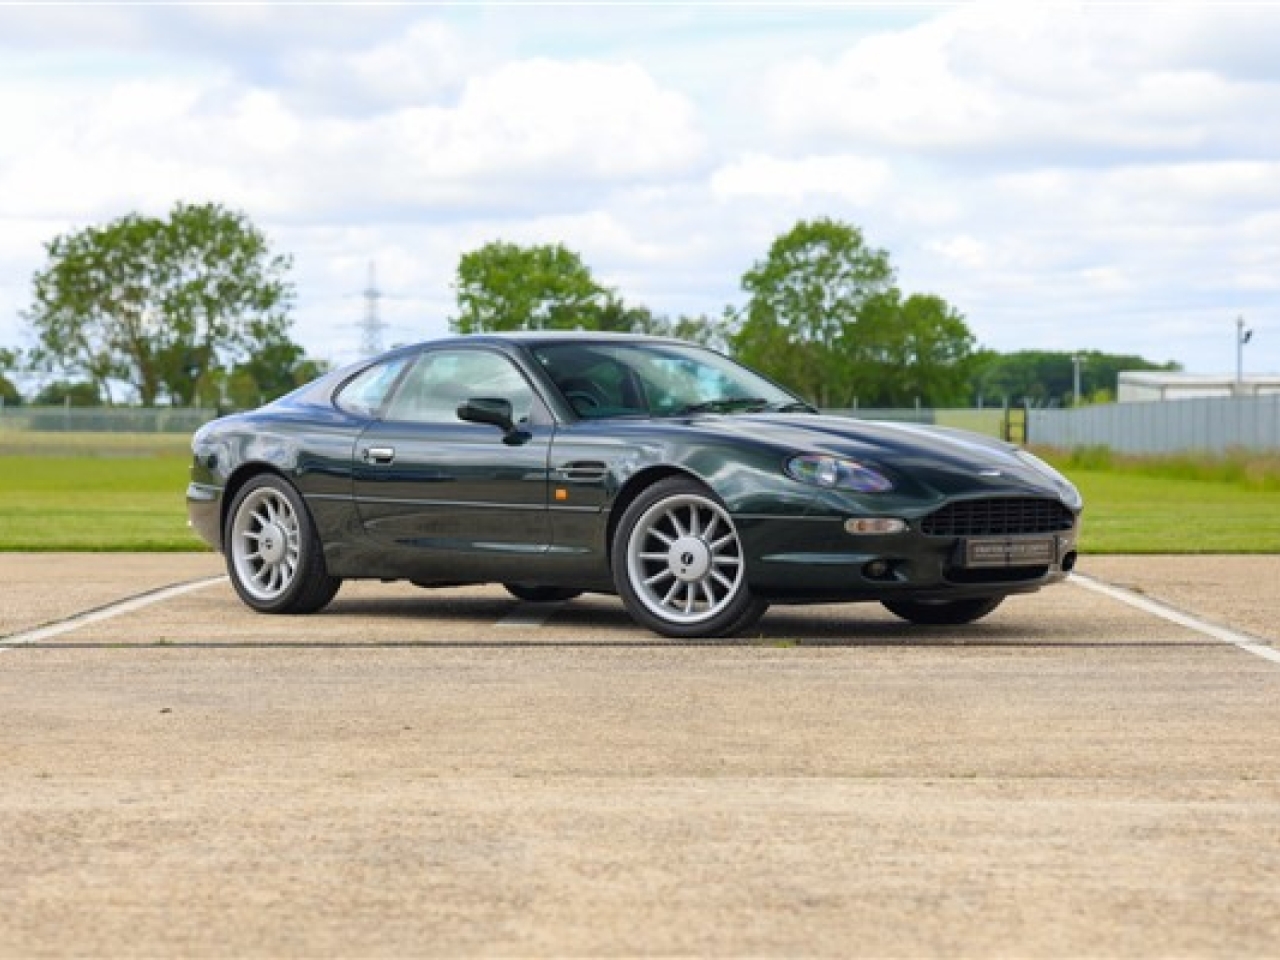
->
[187,333,1081,638]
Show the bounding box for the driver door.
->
[352,346,553,579]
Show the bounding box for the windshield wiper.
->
[766,400,818,414]
[673,397,771,416]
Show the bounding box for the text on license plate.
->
[963,536,1057,568]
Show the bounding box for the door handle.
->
[362,446,396,465]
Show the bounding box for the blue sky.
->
[1,1,1277,379]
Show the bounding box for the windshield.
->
[531,341,810,420]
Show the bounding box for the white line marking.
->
[495,602,565,630]
[1070,572,1280,667]
[0,576,228,648]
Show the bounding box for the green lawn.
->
[1,448,1278,553]
[1068,469,1280,553]
[0,455,207,551]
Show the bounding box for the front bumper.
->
[186,482,223,551]
[739,514,1079,603]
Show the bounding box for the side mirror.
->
[457,397,527,444]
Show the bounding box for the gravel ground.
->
[1,553,1278,958]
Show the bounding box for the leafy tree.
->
[0,348,21,405]
[596,297,733,351]
[451,241,609,333]
[732,218,895,406]
[33,379,102,406]
[970,350,1179,407]
[25,202,299,405]
[228,334,328,407]
[731,218,974,407]
[861,292,976,406]
[595,296,666,335]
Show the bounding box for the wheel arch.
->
[218,463,295,551]
[605,465,707,570]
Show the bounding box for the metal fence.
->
[4,398,1277,455]
[825,407,1016,440]
[1028,395,1280,454]
[0,404,218,434]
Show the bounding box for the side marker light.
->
[845,518,907,535]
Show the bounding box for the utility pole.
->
[1236,315,1252,389]
[359,262,386,359]
[1072,354,1084,407]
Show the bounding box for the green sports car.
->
[187,333,1081,638]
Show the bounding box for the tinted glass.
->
[384,349,535,424]
[532,342,801,418]
[334,356,411,417]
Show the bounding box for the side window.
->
[334,356,410,417]
[383,350,535,424]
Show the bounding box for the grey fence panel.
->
[1029,396,1280,454]
[0,405,219,434]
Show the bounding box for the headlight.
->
[785,455,893,493]
[1015,450,1083,508]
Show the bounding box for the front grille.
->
[921,498,1075,537]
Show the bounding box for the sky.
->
[1,1,1278,382]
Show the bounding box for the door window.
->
[384,350,535,424]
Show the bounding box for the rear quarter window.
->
[333,356,411,417]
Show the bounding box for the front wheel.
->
[225,474,341,614]
[882,596,1003,625]
[612,476,767,638]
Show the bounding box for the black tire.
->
[611,476,767,638]
[503,584,583,603]
[881,596,1003,625]
[224,474,341,614]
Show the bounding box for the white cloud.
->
[1,4,1278,375]
[710,154,890,205]
[757,3,1280,162]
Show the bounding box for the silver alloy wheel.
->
[230,485,302,602]
[625,492,746,626]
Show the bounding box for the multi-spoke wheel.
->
[224,475,341,614]
[881,596,1003,625]
[612,476,767,638]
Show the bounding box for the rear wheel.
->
[882,596,1003,625]
[503,584,583,603]
[612,476,767,638]
[225,475,341,614]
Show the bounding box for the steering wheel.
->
[559,378,608,414]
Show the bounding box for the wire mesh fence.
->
[3,397,1276,455]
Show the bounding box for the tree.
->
[25,202,299,406]
[844,288,972,404]
[451,241,609,333]
[595,297,733,351]
[227,335,328,409]
[33,379,102,406]
[969,350,1180,407]
[0,348,21,405]
[732,219,896,406]
[730,218,974,407]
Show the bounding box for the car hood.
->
[674,412,1081,505]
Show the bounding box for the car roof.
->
[417,331,689,348]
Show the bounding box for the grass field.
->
[1,442,1278,553]
[0,455,206,551]
[1059,468,1280,553]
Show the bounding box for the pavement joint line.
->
[0,576,229,649]
[495,602,565,629]
[1069,571,1280,667]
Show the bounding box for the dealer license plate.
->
[962,536,1057,568]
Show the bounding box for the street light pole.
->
[1236,315,1253,389]
[1072,354,1083,407]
